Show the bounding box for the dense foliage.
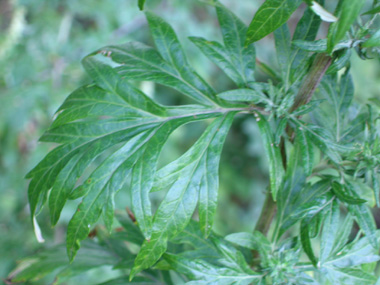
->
[6,0,380,284]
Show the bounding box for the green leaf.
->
[130,114,235,279]
[145,12,188,73]
[138,0,145,10]
[324,267,377,284]
[8,241,118,283]
[326,230,380,268]
[217,88,272,105]
[288,4,322,83]
[48,153,83,226]
[81,57,166,117]
[65,130,159,260]
[330,214,354,257]
[190,37,246,87]
[319,199,340,263]
[327,0,365,53]
[246,0,303,44]
[294,128,314,176]
[276,179,332,240]
[27,54,227,262]
[331,182,366,205]
[292,100,324,116]
[371,169,380,207]
[338,70,354,115]
[348,202,378,249]
[291,118,342,164]
[171,220,220,260]
[292,39,327,52]
[300,220,318,267]
[346,182,378,248]
[326,49,351,75]
[211,237,256,274]
[189,2,257,87]
[215,3,256,86]
[256,114,284,200]
[98,14,219,108]
[362,5,380,15]
[115,211,145,245]
[363,29,380,48]
[274,23,292,80]
[163,254,261,284]
[274,117,288,146]
[225,231,271,259]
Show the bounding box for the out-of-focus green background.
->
[1,0,379,283]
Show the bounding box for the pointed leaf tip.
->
[138,0,146,10]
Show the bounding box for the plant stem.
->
[291,53,333,113]
[254,191,277,236]
[254,53,332,237]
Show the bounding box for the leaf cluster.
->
[8,0,380,284]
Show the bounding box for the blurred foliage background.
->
[1,0,380,283]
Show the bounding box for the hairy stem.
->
[254,53,332,238]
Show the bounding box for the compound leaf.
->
[130,114,235,279]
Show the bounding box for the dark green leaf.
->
[246,0,303,44]
[138,0,145,10]
[332,182,366,205]
[300,220,318,267]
